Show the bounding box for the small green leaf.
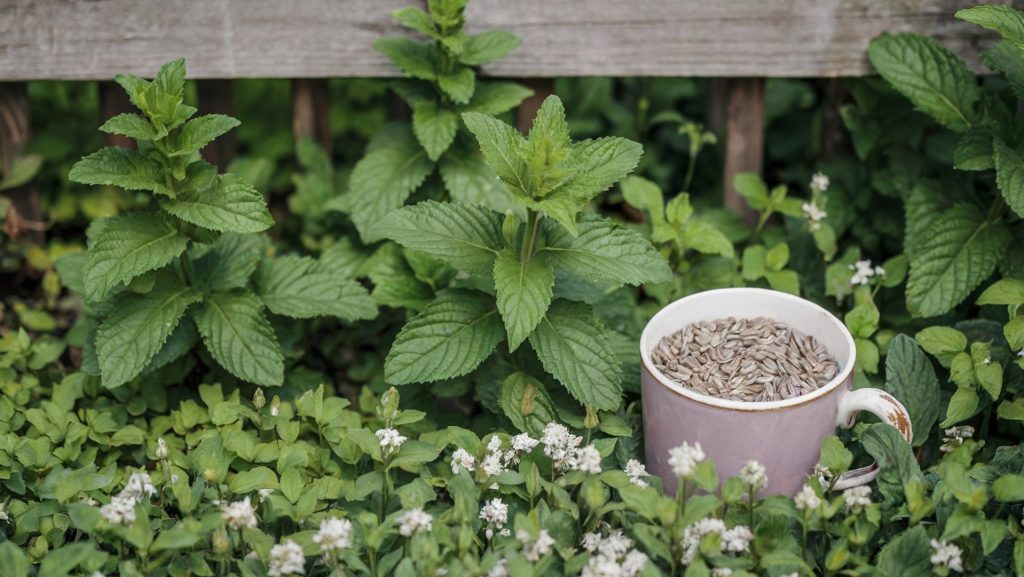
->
[942,387,980,427]
[192,233,264,291]
[915,326,967,367]
[99,113,160,140]
[460,30,520,65]
[499,372,558,436]
[539,214,671,286]
[85,212,190,302]
[462,111,529,198]
[170,114,241,156]
[192,291,284,386]
[69,147,169,196]
[160,174,273,233]
[977,278,1024,305]
[494,249,554,351]
[374,38,437,80]
[438,66,475,104]
[954,130,994,171]
[733,173,769,211]
[528,301,622,411]
[375,201,503,276]
[876,525,932,577]
[256,255,377,321]
[993,475,1024,501]
[0,541,28,577]
[765,242,790,271]
[464,81,533,115]
[412,103,459,161]
[994,138,1024,218]
[884,335,940,446]
[384,289,504,385]
[957,5,1024,47]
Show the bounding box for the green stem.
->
[180,251,197,286]
[801,511,809,563]
[379,466,391,523]
[753,211,771,237]
[521,211,540,262]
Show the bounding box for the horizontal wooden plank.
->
[0,0,1009,80]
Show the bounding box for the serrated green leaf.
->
[438,66,475,104]
[464,81,533,115]
[494,249,554,351]
[462,111,529,197]
[547,136,643,209]
[994,138,1024,218]
[978,278,1024,305]
[954,130,994,171]
[460,30,520,65]
[256,255,377,321]
[982,41,1024,99]
[868,33,979,132]
[374,38,437,80]
[884,335,940,446]
[528,300,622,410]
[391,6,437,37]
[343,126,435,243]
[375,200,503,276]
[99,113,160,140]
[412,103,459,161]
[958,5,1024,47]
[438,147,517,213]
[192,233,264,291]
[69,147,169,196]
[85,212,190,302]
[143,318,199,373]
[384,289,504,384]
[915,326,967,367]
[96,280,201,388]
[906,204,1010,317]
[160,174,273,233]
[192,291,284,386]
[904,181,951,261]
[170,114,240,157]
[539,214,671,286]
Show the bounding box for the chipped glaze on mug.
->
[640,288,912,496]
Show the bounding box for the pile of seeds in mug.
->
[651,317,839,402]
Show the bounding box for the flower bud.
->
[270,395,281,417]
[253,388,266,410]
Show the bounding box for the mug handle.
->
[831,388,913,491]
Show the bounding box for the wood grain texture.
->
[0,0,1008,80]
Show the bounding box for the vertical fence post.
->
[292,79,332,155]
[722,78,764,228]
[99,81,135,148]
[819,79,846,161]
[517,78,554,132]
[0,82,43,244]
[197,80,237,170]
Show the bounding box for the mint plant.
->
[330,0,533,242]
[374,96,670,412]
[62,60,377,389]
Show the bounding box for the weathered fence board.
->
[0,0,1006,80]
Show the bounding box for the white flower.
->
[1018,349,1024,358]
[781,573,799,577]
[375,428,406,455]
[221,496,258,530]
[812,464,833,489]
[712,569,733,577]
[517,529,555,562]
[258,488,274,502]
[668,441,705,478]
[581,531,603,552]
[680,517,726,565]
[90,572,106,577]
[810,172,830,193]
[479,498,508,539]
[481,452,505,477]
[598,530,634,558]
[268,540,306,577]
[572,444,603,475]
[721,525,753,553]
[802,202,827,230]
[121,472,157,503]
[624,459,649,488]
[843,486,872,510]
[621,550,648,577]
[451,448,476,474]
[487,560,509,577]
[794,483,822,511]
[313,517,353,553]
[0,502,8,522]
[100,495,136,526]
[155,437,169,459]
[581,554,622,577]
[504,433,540,465]
[541,422,583,473]
[739,460,767,491]
[396,508,433,537]
[940,426,974,452]
[849,259,876,286]
[930,539,964,573]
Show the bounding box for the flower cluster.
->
[375,428,407,455]
[803,171,829,231]
[580,529,648,577]
[739,460,767,492]
[930,539,964,573]
[479,498,509,539]
[397,508,433,537]
[679,518,753,565]
[221,496,258,530]
[794,483,822,511]
[810,172,830,193]
[268,540,306,577]
[571,444,602,475]
[624,459,649,487]
[802,201,827,231]
[850,259,885,286]
[517,529,555,562]
[99,471,157,526]
[314,517,353,553]
[843,485,872,510]
[451,448,476,474]
[939,426,974,453]
[541,422,583,472]
[667,441,705,478]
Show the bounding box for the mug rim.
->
[640,287,857,412]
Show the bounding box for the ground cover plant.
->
[1,1,1024,576]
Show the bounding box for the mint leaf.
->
[439,147,517,213]
[876,525,932,577]
[143,319,199,373]
[69,147,169,196]
[412,103,459,161]
[375,201,503,276]
[884,335,940,446]
[868,33,979,132]
[494,250,554,351]
[438,66,475,104]
[906,204,1010,317]
[85,212,190,302]
[528,301,622,411]
[160,174,273,233]
[982,41,1024,99]
[170,115,241,157]
[343,126,434,243]
[994,138,1024,218]
[957,5,1024,47]
[462,111,529,198]
[192,233,264,291]
[954,130,994,171]
[977,278,1024,305]
[391,6,437,37]
[384,289,504,385]
[96,281,201,388]
[539,214,671,286]
[460,30,520,65]
[557,136,644,205]
[464,82,533,115]
[99,113,160,140]
[256,255,377,321]
[192,291,284,387]
[374,38,437,80]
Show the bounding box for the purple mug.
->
[640,288,912,496]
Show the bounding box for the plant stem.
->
[379,466,391,523]
[521,211,540,263]
[753,211,771,237]
[180,251,197,286]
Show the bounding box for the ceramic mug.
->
[640,287,912,496]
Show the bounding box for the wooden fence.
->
[0,0,1008,236]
